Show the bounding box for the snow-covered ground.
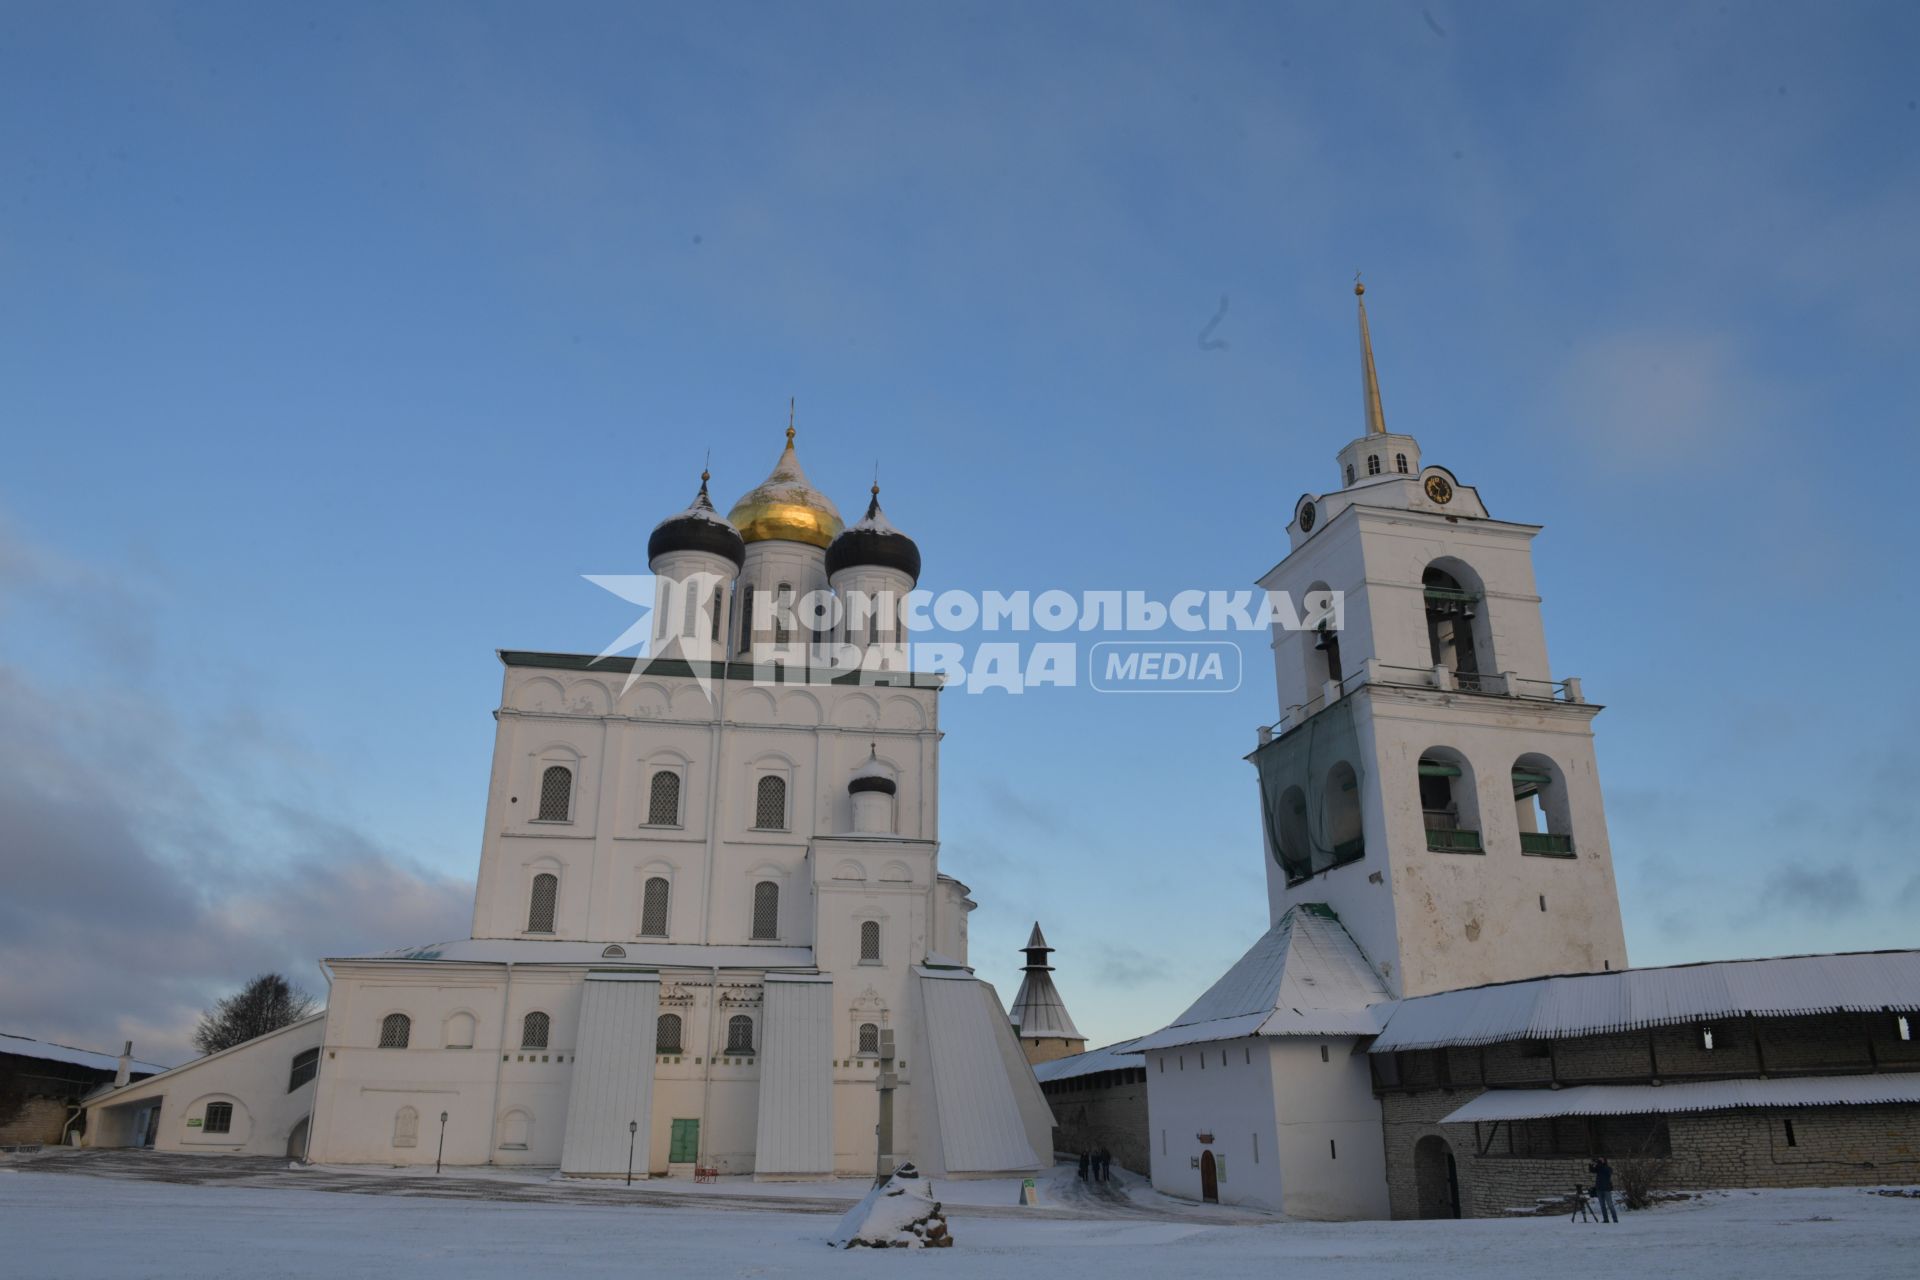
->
[1,1165,1913,1279]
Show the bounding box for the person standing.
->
[1094,1147,1109,1183]
[1078,1150,1090,1181]
[1588,1156,1617,1223]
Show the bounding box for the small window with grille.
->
[647,770,682,826]
[656,1013,683,1055]
[537,765,573,821]
[203,1101,234,1134]
[858,1022,880,1056]
[287,1047,319,1092]
[727,1014,755,1055]
[860,920,881,963]
[640,876,671,937]
[521,1011,550,1050]
[754,774,786,829]
[750,880,779,940]
[379,1013,411,1049]
[527,872,558,933]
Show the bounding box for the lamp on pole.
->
[627,1120,639,1186]
[436,1111,448,1175]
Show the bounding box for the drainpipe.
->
[697,961,720,1171]
[487,962,515,1163]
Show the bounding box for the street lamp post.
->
[627,1120,639,1186]
[436,1111,448,1175]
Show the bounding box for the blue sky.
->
[3,1,1917,1063]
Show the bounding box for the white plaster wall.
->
[1265,1038,1390,1219]
[1145,1040,1284,1210]
[83,1016,324,1157]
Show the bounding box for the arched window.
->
[1514,755,1575,856]
[527,872,558,933]
[1345,463,1356,485]
[444,1011,476,1049]
[640,876,671,937]
[739,583,756,652]
[754,774,787,829]
[711,586,725,643]
[727,1014,755,1054]
[858,1023,880,1056]
[751,880,780,939]
[203,1101,233,1134]
[379,1013,411,1049]
[537,765,573,821]
[499,1109,530,1150]
[1273,784,1312,886]
[287,1047,319,1092]
[1423,565,1484,681]
[521,1011,550,1050]
[392,1106,418,1148]
[774,582,793,644]
[1366,454,1381,476]
[1325,762,1364,868]
[860,920,881,963]
[1396,453,1409,474]
[648,770,682,826]
[1420,751,1483,853]
[656,1013,683,1055]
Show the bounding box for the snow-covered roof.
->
[1007,968,1083,1040]
[330,938,817,970]
[1130,906,1391,1051]
[1031,1039,1145,1084]
[1372,948,1920,1052]
[0,1032,166,1075]
[1440,1071,1920,1123]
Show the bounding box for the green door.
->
[669,1118,700,1163]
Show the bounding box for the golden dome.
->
[727,426,845,548]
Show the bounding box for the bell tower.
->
[1249,282,1627,999]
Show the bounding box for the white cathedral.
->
[79,432,1053,1179]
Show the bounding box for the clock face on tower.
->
[1424,475,1454,505]
[1298,501,1317,533]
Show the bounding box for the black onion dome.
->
[848,745,897,796]
[647,471,746,569]
[826,486,921,585]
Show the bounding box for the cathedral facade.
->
[80,432,1053,1180]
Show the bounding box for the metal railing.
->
[1260,660,1586,742]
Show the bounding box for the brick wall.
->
[1044,1077,1151,1176]
[1376,1011,1920,1219]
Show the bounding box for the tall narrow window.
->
[1396,452,1409,474]
[521,1011,550,1050]
[537,765,573,821]
[656,1013,683,1055]
[860,920,881,963]
[527,872,558,933]
[379,1013,411,1049]
[640,876,671,937]
[393,1106,418,1148]
[858,1022,880,1056]
[1366,454,1381,475]
[1423,566,1482,678]
[648,770,682,826]
[754,775,786,829]
[287,1047,319,1092]
[773,582,793,644]
[751,880,779,940]
[1345,463,1356,485]
[711,586,724,643]
[727,1015,755,1054]
[203,1101,233,1134]
[739,584,755,651]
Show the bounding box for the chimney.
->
[114,1041,131,1087]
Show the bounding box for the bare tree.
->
[191,973,317,1055]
